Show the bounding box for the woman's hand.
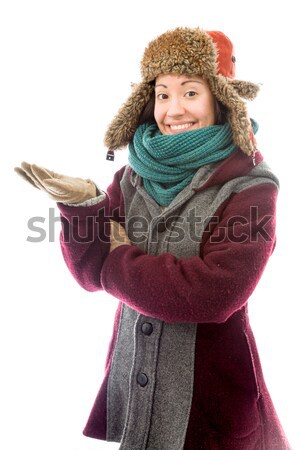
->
[15,161,97,203]
[109,220,131,253]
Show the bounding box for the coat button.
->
[137,372,148,387]
[141,322,153,336]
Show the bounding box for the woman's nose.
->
[166,97,185,117]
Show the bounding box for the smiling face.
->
[154,74,216,135]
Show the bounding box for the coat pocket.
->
[193,320,262,439]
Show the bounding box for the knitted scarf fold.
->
[128,121,258,206]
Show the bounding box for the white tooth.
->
[170,123,192,130]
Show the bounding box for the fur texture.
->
[104,27,259,156]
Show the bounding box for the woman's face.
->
[154,74,216,135]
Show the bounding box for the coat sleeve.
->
[100,183,278,323]
[57,166,126,291]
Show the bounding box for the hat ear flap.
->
[104,82,154,150]
[210,76,256,156]
[228,79,260,100]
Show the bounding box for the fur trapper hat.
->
[104,27,259,156]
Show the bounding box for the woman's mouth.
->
[168,122,194,133]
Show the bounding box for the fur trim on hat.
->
[209,76,258,155]
[229,79,260,100]
[141,27,218,82]
[104,27,259,156]
[104,82,154,150]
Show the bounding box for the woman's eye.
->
[185,91,197,97]
[157,93,168,100]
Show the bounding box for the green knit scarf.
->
[128,121,258,206]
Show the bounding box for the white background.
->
[1,1,299,449]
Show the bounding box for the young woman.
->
[16,27,291,450]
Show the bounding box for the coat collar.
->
[193,149,263,192]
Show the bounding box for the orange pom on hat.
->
[206,31,236,78]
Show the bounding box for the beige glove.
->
[109,220,131,253]
[15,161,97,203]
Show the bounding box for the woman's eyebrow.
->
[155,84,168,89]
[181,80,204,86]
[155,80,204,89]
